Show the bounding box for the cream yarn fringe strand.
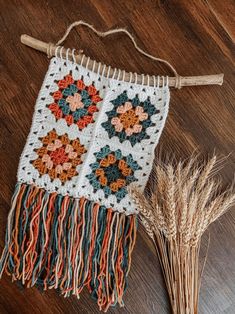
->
[20,20,224,88]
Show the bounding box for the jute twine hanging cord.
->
[21,20,224,88]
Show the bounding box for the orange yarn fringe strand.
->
[0,183,137,311]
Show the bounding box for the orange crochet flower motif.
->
[32,130,86,183]
[48,74,102,130]
[111,101,148,136]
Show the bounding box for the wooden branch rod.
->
[21,34,224,88]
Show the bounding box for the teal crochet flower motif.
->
[86,145,141,202]
[102,91,160,146]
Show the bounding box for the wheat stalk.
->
[129,155,235,314]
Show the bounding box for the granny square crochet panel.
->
[18,58,169,212]
[0,56,170,311]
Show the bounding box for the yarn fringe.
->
[0,183,137,311]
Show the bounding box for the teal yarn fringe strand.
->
[0,182,137,311]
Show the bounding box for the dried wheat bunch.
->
[129,155,235,314]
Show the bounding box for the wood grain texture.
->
[0,1,234,313]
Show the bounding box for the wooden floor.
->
[0,1,234,313]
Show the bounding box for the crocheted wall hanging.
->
[0,21,223,311]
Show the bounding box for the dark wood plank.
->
[0,0,234,313]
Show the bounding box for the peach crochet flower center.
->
[66,93,84,111]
